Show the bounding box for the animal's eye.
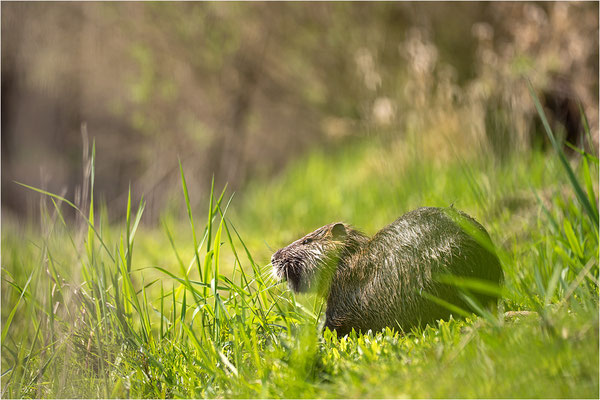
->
[302,238,313,245]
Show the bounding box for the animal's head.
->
[271,223,349,293]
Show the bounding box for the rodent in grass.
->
[271,207,503,336]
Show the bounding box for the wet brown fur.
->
[271,207,503,336]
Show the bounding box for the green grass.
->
[1,99,598,398]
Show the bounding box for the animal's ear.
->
[331,223,347,240]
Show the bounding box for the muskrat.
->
[271,207,503,336]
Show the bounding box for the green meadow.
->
[2,93,598,398]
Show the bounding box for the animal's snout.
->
[271,248,288,282]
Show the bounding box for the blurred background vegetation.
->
[2,2,598,224]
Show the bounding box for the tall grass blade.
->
[2,270,34,343]
[206,175,215,254]
[178,160,203,286]
[421,291,472,319]
[578,102,595,155]
[527,80,599,227]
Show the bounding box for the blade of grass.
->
[528,80,598,227]
[178,160,203,294]
[421,291,473,319]
[2,269,34,343]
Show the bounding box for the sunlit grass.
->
[1,95,598,397]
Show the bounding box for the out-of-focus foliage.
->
[2,2,598,222]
